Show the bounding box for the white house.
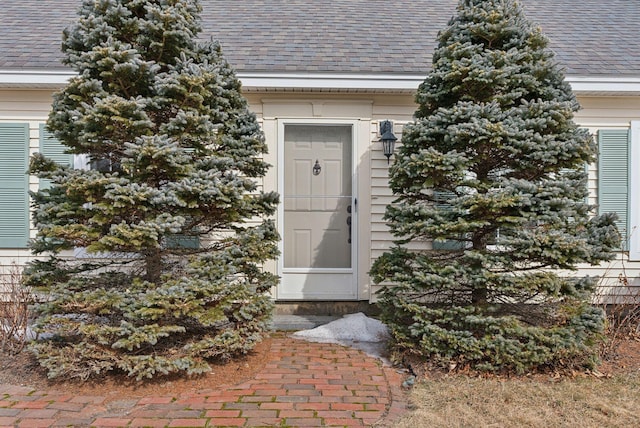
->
[1,0,639,304]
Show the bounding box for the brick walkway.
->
[0,337,408,427]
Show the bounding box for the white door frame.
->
[276,118,359,300]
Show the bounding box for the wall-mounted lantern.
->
[379,120,397,164]
[312,159,322,176]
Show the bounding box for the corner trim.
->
[629,121,640,261]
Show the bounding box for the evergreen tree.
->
[26,0,279,380]
[371,0,619,373]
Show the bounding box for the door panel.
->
[279,124,356,300]
[284,209,350,268]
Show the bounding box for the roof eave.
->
[565,75,640,96]
[0,70,75,89]
[237,72,424,93]
[1,70,640,95]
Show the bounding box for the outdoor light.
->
[379,120,397,164]
[312,159,322,176]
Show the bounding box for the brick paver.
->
[0,336,408,427]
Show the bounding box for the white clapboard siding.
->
[368,95,640,301]
[3,88,640,302]
[0,90,56,120]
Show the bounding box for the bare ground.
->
[0,336,272,400]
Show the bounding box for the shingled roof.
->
[0,0,638,78]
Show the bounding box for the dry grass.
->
[392,264,640,428]
[395,373,640,428]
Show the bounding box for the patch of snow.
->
[291,312,391,364]
[0,321,38,341]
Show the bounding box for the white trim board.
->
[629,121,640,261]
[2,69,640,94]
[276,119,360,300]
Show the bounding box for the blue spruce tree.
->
[26,0,279,380]
[371,0,620,372]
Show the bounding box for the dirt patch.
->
[0,336,272,400]
[2,335,639,400]
[400,336,640,381]
[598,336,640,374]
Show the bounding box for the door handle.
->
[347,204,352,244]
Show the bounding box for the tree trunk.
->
[471,234,488,305]
[145,251,163,284]
[472,287,487,305]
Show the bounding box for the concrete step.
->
[274,301,378,316]
[270,314,339,331]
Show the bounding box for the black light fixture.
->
[379,120,397,164]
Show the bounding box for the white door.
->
[278,124,357,300]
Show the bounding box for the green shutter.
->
[39,124,73,189]
[432,190,465,251]
[598,129,630,239]
[165,234,200,249]
[0,123,29,248]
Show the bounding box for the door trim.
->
[276,119,359,300]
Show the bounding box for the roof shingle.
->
[0,0,638,76]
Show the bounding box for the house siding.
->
[0,90,57,283]
[369,99,417,300]
[2,89,640,302]
[574,96,640,301]
[0,90,56,120]
[368,95,640,301]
